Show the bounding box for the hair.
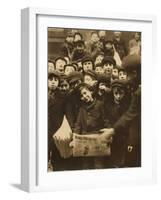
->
[77,83,93,99]
[95,63,103,68]
[74,32,83,40]
[55,57,67,64]
[91,31,98,36]
[64,64,77,71]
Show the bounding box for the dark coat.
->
[74,99,105,134]
[48,89,66,165]
[104,94,130,167]
[113,86,141,167]
[65,90,81,131]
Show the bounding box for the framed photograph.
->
[21,7,156,192]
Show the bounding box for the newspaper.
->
[72,133,111,157]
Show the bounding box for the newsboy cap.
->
[102,56,116,66]
[111,79,128,90]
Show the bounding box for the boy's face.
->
[134,33,140,41]
[105,43,113,50]
[80,88,93,103]
[95,55,104,65]
[103,63,114,75]
[55,59,66,74]
[83,61,93,72]
[48,76,59,91]
[95,66,104,74]
[66,36,74,43]
[59,80,70,95]
[48,62,55,73]
[114,31,121,39]
[113,87,125,104]
[112,68,119,78]
[84,75,97,87]
[65,66,75,75]
[91,33,99,43]
[74,34,82,42]
[119,71,127,80]
[98,31,106,39]
[76,44,85,53]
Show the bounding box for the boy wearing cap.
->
[113,31,127,60]
[118,67,128,80]
[83,70,97,88]
[61,33,74,59]
[96,74,111,103]
[48,71,68,171]
[95,64,104,75]
[48,60,55,73]
[82,56,94,73]
[65,71,83,131]
[55,57,67,75]
[101,55,141,168]
[104,79,130,167]
[102,56,116,76]
[103,39,114,57]
[73,83,106,169]
[71,40,88,62]
[64,64,77,76]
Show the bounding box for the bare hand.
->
[99,128,115,142]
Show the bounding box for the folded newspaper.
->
[72,133,111,157]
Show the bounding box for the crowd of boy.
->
[48,30,141,171]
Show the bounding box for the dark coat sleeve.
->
[73,109,82,134]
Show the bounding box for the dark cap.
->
[84,70,97,80]
[97,74,111,84]
[111,79,127,90]
[67,71,83,83]
[104,39,113,45]
[102,56,116,66]
[74,40,85,46]
[82,55,94,64]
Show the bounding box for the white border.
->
[21,7,156,192]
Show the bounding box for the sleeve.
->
[73,109,82,134]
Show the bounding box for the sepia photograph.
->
[47,27,141,172]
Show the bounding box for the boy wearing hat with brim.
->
[96,74,111,103]
[104,79,130,167]
[102,56,116,76]
[100,54,141,168]
[71,40,89,62]
[48,71,69,171]
[81,55,94,73]
[64,64,77,76]
[83,69,97,88]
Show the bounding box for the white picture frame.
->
[21,7,157,192]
